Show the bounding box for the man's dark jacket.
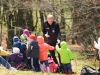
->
[42,20,61,46]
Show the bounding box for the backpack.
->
[20,43,26,52]
[28,40,39,58]
[32,41,39,49]
[80,65,100,75]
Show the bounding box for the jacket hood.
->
[37,36,44,44]
[20,34,27,42]
[60,41,68,49]
[13,36,19,42]
[13,47,20,53]
[23,29,30,37]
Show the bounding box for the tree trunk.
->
[71,0,100,51]
[25,10,34,31]
[7,14,14,49]
[39,10,44,30]
[60,8,66,41]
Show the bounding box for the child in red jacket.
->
[37,36,54,73]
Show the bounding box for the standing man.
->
[42,14,61,64]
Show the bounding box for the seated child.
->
[10,47,24,70]
[37,36,54,73]
[56,41,72,75]
[13,36,26,61]
[20,29,30,47]
[27,34,40,72]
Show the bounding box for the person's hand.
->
[57,40,60,44]
[45,34,50,38]
[27,57,30,59]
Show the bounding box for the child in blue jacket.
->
[13,36,26,61]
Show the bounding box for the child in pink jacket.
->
[37,36,54,73]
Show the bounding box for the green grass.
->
[0,51,99,75]
[17,71,61,75]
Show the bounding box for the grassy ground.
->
[0,51,99,75]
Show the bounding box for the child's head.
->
[13,36,19,42]
[23,29,30,37]
[37,36,44,44]
[29,34,36,42]
[60,41,67,49]
[13,47,20,54]
[20,34,27,42]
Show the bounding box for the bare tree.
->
[69,0,100,51]
[1,0,72,48]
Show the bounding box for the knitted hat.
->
[23,29,30,37]
[29,34,36,40]
[13,47,20,53]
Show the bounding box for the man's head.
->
[47,14,54,25]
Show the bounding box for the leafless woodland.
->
[0,0,100,51]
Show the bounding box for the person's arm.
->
[46,43,54,50]
[27,44,32,59]
[67,49,73,60]
[22,44,26,51]
[56,23,61,43]
[56,44,61,51]
[42,22,50,38]
[17,53,23,60]
[0,49,10,56]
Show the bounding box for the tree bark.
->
[7,14,14,48]
[60,8,66,41]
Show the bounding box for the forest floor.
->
[0,41,99,75]
[0,48,99,75]
[0,29,99,75]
